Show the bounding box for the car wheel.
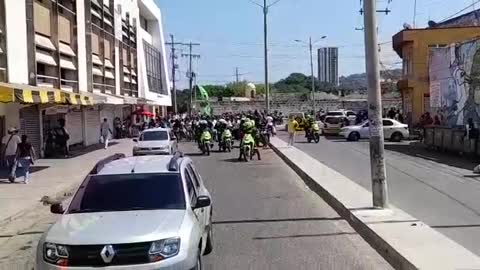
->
[204,224,213,255]
[348,132,360,142]
[391,132,403,142]
[191,251,203,270]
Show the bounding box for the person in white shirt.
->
[100,118,112,149]
[1,127,21,170]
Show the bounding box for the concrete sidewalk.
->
[269,136,480,270]
[0,139,133,226]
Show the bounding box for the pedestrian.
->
[12,135,35,184]
[287,115,298,147]
[100,118,112,149]
[56,119,70,158]
[1,127,21,175]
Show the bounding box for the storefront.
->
[19,105,41,158]
[84,105,100,146]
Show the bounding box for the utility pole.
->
[363,0,388,208]
[235,67,240,84]
[165,35,183,114]
[413,0,417,27]
[308,37,315,114]
[181,42,200,115]
[263,0,270,113]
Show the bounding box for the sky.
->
[157,0,478,88]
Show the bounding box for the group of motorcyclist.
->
[192,113,276,161]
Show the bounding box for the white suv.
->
[36,153,213,270]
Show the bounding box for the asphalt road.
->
[181,142,392,270]
[277,131,480,256]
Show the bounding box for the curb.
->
[269,138,480,270]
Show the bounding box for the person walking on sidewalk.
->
[100,118,112,149]
[57,119,70,158]
[12,135,35,184]
[1,127,21,171]
[287,116,299,147]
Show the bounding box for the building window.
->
[143,42,164,94]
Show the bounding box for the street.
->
[278,131,480,256]
[0,140,392,270]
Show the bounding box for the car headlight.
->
[44,242,69,266]
[149,237,180,262]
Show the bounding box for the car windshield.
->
[327,112,344,116]
[346,112,356,116]
[68,173,185,213]
[141,131,168,141]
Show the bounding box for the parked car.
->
[284,112,306,131]
[133,128,178,156]
[322,116,346,135]
[326,110,356,124]
[36,153,213,270]
[339,118,409,142]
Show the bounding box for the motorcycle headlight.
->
[44,242,69,266]
[149,237,180,262]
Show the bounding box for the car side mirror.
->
[193,196,211,209]
[50,203,65,214]
[133,138,138,142]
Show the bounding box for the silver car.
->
[36,153,213,270]
[133,128,178,156]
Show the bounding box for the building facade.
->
[317,47,339,86]
[393,22,480,126]
[0,0,170,157]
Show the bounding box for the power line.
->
[439,0,480,22]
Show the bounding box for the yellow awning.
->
[0,82,93,105]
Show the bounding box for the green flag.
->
[196,85,211,116]
[197,85,209,101]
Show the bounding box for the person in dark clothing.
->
[56,119,69,157]
[12,135,35,184]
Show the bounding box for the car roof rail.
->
[89,153,126,175]
[168,151,184,171]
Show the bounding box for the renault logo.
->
[100,245,115,263]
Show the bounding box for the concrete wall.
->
[202,99,402,115]
[0,103,21,132]
[5,0,28,84]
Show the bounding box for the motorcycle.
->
[306,129,320,143]
[239,134,256,162]
[219,137,233,152]
[199,131,212,155]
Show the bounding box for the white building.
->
[318,47,339,86]
[0,0,170,157]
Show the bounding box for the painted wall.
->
[5,0,29,84]
[393,27,480,123]
[429,39,480,127]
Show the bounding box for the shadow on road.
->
[253,231,357,240]
[384,143,478,171]
[0,166,50,183]
[214,217,343,225]
[184,152,208,157]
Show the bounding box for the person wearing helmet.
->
[238,118,261,161]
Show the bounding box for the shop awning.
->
[0,82,93,105]
[36,50,57,66]
[60,57,76,70]
[92,54,102,66]
[104,70,114,79]
[35,34,56,51]
[91,91,124,105]
[59,42,75,57]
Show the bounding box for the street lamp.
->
[295,36,327,116]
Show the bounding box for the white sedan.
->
[339,119,409,142]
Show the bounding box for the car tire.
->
[191,251,203,270]
[391,132,403,142]
[348,132,360,142]
[204,224,213,255]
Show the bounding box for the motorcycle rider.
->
[238,118,261,161]
[220,125,233,150]
[304,115,315,139]
[199,120,212,151]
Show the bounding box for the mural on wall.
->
[429,39,480,127]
